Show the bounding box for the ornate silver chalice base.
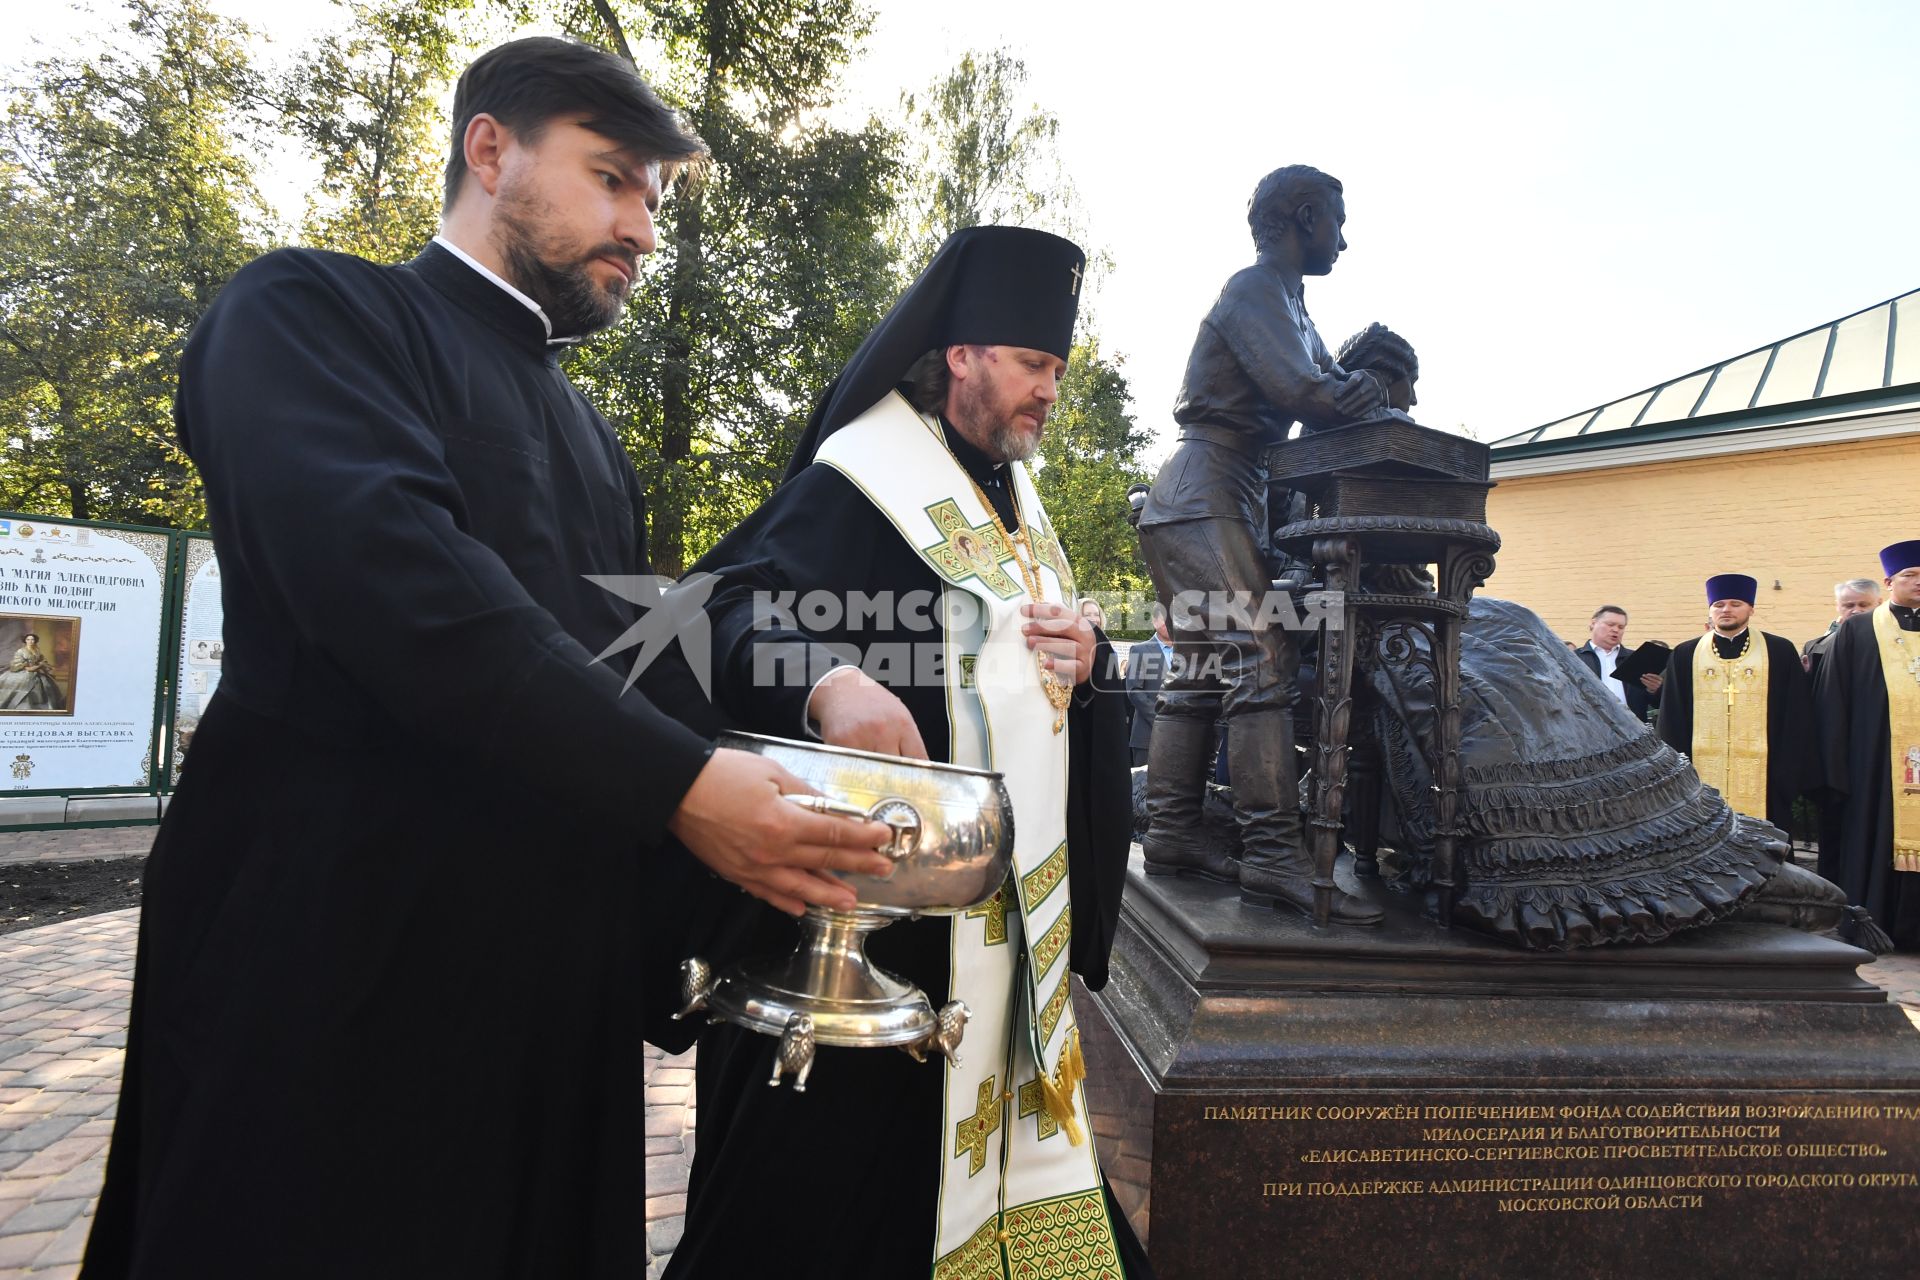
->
[674,732,1014,1090]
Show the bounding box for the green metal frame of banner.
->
[0,509,192,803]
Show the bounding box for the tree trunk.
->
[591,0,637,65]
[649,0,726,577]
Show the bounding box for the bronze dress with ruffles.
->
[1366,597,1786,949]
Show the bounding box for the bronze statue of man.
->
[1136,164,1387,925]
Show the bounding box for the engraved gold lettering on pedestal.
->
[954,1077,1002,1176]
[964,882,1008,945]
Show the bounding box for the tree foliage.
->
[1033,338,1152,609]
[0,0,268,525]
[556,0,901,574]
[892,48,1145,598]
[891,49,1069,274]
[282,0,465,263]
[0,5,1153,595]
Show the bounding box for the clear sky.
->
[19,0,1920,458]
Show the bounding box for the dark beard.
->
[495,199,632,339]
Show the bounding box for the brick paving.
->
[643,1043,696,1280]
[0,827,1914,1279]
[0,909,134,1279]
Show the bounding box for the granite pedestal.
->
[1081,853,1920,1279]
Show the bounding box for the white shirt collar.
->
[432,235,574,346]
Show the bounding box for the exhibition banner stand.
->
[0,511,223,827]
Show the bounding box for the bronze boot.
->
[1230,710,1382,926]
[1141,714,1237,883]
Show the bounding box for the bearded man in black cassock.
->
[81,39,901,1280]
[1814,541,1920,949]
[1656,573,1815,831]
[664,227,1148,1279]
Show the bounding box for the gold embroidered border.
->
[1037,970,1071,1048]
[1033,907,1071,981]
[1022,841,1068,910]
[1004,1189,1123,1278]
[931,1214,1003,1280]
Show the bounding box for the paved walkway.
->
[643,1043,695,1279]
[0,823,1915,1278]
[0,911,134,1278]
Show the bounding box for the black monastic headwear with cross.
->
[782,225,1086,481]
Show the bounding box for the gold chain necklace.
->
[959,467,1072,734]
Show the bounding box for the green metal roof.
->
[1491,286,1920,457]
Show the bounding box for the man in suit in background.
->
[1575,604,1663,723]
[1803,578,1881,682]
[1125,603,1175,766]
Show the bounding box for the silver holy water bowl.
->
[673,732,1015,1090]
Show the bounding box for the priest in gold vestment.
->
[1815,541,1920,949]
[1657,573,1814,831]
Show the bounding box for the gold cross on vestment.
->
[1725,681,1742,711]
[954,1077,1002,1176]
[964,884,1008,945]
[1018,1075,1060,1141]
[1069,262,1082,296]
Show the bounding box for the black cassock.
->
[656,420,1144,1279]
[1813,605,1920,947]
[84,244,721,1279]
[1655,630,1815,831]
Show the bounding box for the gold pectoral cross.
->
[1725,680,1741,711]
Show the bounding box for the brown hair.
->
[444,38,707,210]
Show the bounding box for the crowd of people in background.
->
[1113,540,1920,952]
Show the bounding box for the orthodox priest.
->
[1814,541,1920,949]
[669,226,1145,1279]
[1656,573,1814,830]
[82,39,897,1280]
